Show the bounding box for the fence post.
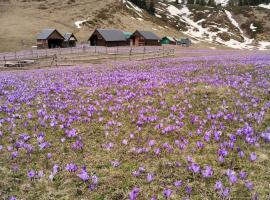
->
[129,47,132,61]
[55,54,58,67]
[15,51,17,60]
[163,46,165,57]
[143,47,146,61]
[95,45,96,53]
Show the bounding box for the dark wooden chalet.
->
[130,30,161,46]
[63,33,78,47]
[88,29,128,47]
[37,29,64,49]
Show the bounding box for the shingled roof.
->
[37,29,64,40]
[89,29,127,42]
[135,31,160,40]
[63,33,77,42]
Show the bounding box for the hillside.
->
[0,0,187,52]
[123,0,270,49]
[0,0,269,52]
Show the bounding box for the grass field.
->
[0,50,270,200]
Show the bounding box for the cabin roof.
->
[37,29,64,40]
[63,33,78,42]
[90,29,127,42]
[135,31,160,40]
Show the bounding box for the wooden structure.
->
[37,29,64,49]
[123,32,133,46]
[63,33,78,47]
[130,30,160,46]
[161,36,176,45]
[88,29,128,47]
[176,38,192,47]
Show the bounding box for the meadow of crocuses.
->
[0,51,270,200]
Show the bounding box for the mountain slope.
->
[0,0,269,52]
[0,0,186,52]
[124,0,270,49]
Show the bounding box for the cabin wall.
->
[37,39,48,49]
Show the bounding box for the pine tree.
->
[147,0,155,15]
[207,0,216,7]
[239,0,243,6]
[199,0,206,6]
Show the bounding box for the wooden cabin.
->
[130,30,160,46]
[160,36,176,45]
[63,33,78,47]
[37,29,64,49]
[88,29,128,47]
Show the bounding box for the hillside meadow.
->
[0,50,270,199]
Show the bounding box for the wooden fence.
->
[0,46,175,68]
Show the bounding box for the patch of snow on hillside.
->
[258,4,270,9]
[224,10,254,48]
[258,41,270,50]
[224,10,243,34]
[167,5,191,16]
[75,19,87,29]
[155,13,162,18]
[215,0,229,7]
[250,23,257,32]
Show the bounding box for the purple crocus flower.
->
[239,171,247,180]
[28,170,36,179]
[202,165,213,178]
[190,163,200,174]
[147,173,154,183]
[129,187,140,200]
[148,140,156,147]
[249,152,257,161]
[163,188,173,199]
[92,175,99,185]
[174,180,182,188]
[110,160,120,168]
[226,169,238,185]
[245,181,254,191]
[9,196,16,200]
[222,187,230,198]
[77,168,90,181]
[215,181,223,191]
[186,186,192,196]
[66,163,78,172]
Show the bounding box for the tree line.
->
[129,0,156,15]
[185,0,269,6]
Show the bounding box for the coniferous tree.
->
[239,0,243,6]
[147,0,155,15]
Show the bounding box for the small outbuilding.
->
[160,36,176,45]
[123,32,133,46]
[176,38,192,47]
[63,33,78,47]
[88,29,128,47]
[37,29,64,49]
[130,30,160,46]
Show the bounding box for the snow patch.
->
[215,0,230,7]
[250,23,257,32]
[258,41,270,50]
[75,19,87,29]
[258,4,270,9]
